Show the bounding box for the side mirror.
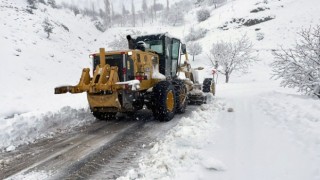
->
[181,44,187,54]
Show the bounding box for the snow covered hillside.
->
[0,0,111,150]
[1,0,320,179]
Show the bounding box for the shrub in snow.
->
[195,0,205,6]
[27,0,37,9]
[187,42,203,61]
[185,27,208,42]
[197,8,210,22]
[94,20,106,32]
[250,6,270,13]
[60,24,69,32]
[71,6,80,16]
[210,34,257,83]
[38,0,46,5]
[256,32,264,41]
[271,26,320,98]
[42,18,54,38]
[243,16,275,26]
[47,0,57,8]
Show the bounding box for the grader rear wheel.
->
[203,78,213,93]
[173,80,187,114]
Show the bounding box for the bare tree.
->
[122,4,129,26]
[188,42,203,61]
[208,0,226,8]
[166,8,184,26]
[210,35,257,83]
[271,26,320,98]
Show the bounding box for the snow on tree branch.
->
[271,26,320,98]
[210,34,257,83]
[188,42,203,61]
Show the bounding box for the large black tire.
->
[173,80,187,114]
[92,111,116,120]
[152,81,176,122]
[132,99,144,111]
[203,78,213,93]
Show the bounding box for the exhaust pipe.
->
[126,35,135,49]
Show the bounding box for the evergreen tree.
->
[42,18,54,39]
[142,0,147,24]
[91,2,96,16]
[103,0,111,26]
[153,0,156,21]
[122,4,127,26]
[111,2,115,23]
[131,0,136,27]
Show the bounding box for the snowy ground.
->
[117,0,320,178]
[117,58,320,180]
[1,0,320,179]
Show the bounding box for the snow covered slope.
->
[0,0,102,117]
[1,0,320,179]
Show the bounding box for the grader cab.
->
[55,33,214,121]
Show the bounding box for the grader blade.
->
[54,68,91,94]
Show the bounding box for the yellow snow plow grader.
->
[55,34,215,121]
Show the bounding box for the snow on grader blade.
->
[54,33,215,121]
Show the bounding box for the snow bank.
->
[7,171,52,180]
[0,106,95,152]
[118,98,225,180]
[259,92,320,156]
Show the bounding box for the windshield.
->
[144,40,163,54]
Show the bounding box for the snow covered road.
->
[0,108,197,180]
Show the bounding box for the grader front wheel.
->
[152,81,176,122]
